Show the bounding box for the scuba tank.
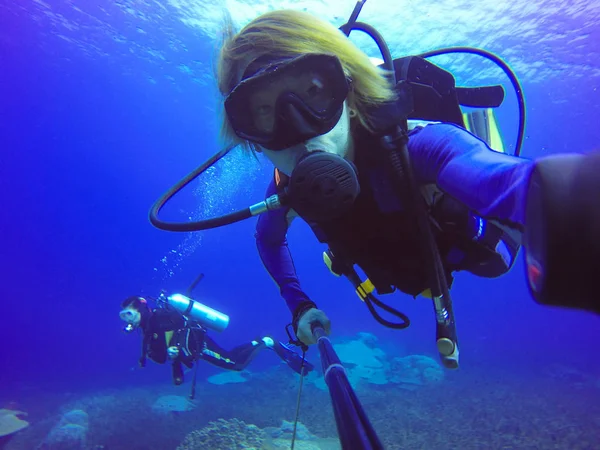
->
[165,294,229,331]
[158,292,230,332]
[159,273,230,332]
[167,293,229,332]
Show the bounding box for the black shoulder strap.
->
[392,56,505,127]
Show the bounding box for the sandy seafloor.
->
[3,361,600,450]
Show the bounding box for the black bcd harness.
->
[278,55,520,331]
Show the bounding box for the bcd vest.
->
[274,142,519,297]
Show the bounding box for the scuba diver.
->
[119,290,313,386]
[149,5,600,368]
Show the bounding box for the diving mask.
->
[225,53,350,151]
[119,308,141,332]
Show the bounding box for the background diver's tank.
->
[164,293,230,332]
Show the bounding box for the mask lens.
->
[225,53,349,149]
[119,310,134,323]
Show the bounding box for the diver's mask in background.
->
[119,308,141,333]
[225,53,360,221]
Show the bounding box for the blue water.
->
[1,1,600,449]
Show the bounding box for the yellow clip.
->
[420,288,433,299]
[323,251,341,277]
[462,108,505,154]
[356,279,375,301]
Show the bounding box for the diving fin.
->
[275,342,314,375]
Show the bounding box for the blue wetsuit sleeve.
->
[255,179,310,314]
[408,123,535,229]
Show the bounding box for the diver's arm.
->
[410,124,600,313]
[408,123,534,230]
[255,180,315,314]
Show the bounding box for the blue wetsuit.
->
[256,123,535,314]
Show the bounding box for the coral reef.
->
[0,409,29,437]
[269,440,323,450]
[335,332,387,370]
[264,421,342,450]
[176,418,339,450]
[38,409,89,450]
[176,418,266,450]
[388,355,444,389]
[57,410,89,429]
[264,420,317,441]
[306,332,388,390]
[305,333,443,390]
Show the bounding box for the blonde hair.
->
[216,9,397,151]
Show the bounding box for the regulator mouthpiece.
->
[287,152,360,222]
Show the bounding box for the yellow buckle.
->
[356,279,375,301]
[420,288,433,299]
[323,251,341,277]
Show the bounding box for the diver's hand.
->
[167,346,180,360]
[296,308,331,346]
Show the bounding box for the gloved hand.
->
[296,308,331,346]
[167,346,180,360]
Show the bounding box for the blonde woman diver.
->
[213,10,599,349]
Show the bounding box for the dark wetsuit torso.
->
[256,123,534,314]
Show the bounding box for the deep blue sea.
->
[1,1,599,449]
